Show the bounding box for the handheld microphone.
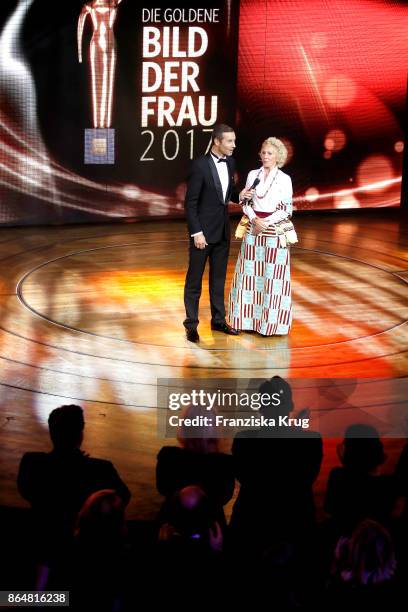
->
[241,177,260,202]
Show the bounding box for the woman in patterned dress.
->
[228,137,293,336]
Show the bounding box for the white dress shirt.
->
[192,152,229,237]
[243,166,293,225]
[210,151,229,202]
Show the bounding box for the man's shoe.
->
[186,328,200,343]
[211,321,239,335]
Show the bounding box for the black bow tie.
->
[212,152,227,163]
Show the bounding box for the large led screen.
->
[236,0,406,211]
[0,0,405,225]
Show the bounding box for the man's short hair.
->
[48,404,85,450]
[211,123,234,144]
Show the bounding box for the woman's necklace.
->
[255,167,279,199]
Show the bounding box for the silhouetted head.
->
[48,404,84,451]
[338,424,385,472]
[75,489,126,547]
[341,520,396,585]
[168,486,215,540]
[259,376,294,418]
[177,404,219,454]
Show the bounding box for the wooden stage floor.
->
[0,211,407,518]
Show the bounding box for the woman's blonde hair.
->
[177,403,219,454]
[260,137,288,168]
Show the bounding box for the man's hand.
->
[194,233,208,249]
[252,217,269,235]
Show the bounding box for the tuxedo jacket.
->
[184,153,239,243]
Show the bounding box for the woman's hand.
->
[239,188,255,202]
[252,217,269,235]
[158,522,176,541]
[208,521,223,552]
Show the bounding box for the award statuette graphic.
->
[78,0,122,164]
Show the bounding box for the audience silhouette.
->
[324,424,396,535]
[156,403,235,529]
[53,490,130,611]
[7,393,408,609]
[325,520,399,609]
[17,404,130,572]
[230,377,323,556]
[148,486,227,606]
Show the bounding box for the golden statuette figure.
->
[78,0,122,163]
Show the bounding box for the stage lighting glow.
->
[121,186,141,200]
[357,155,394,192]
[324,129,346,152]
[324,75,356,108]
[294,176,401,207]
[334,194,360,209]
[237,0,405,211]
[310,32,328,50]
[305,187,320,202]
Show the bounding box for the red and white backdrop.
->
[0,0,406,226]
[237,0,406,211]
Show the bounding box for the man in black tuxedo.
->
[184,124,240,342]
